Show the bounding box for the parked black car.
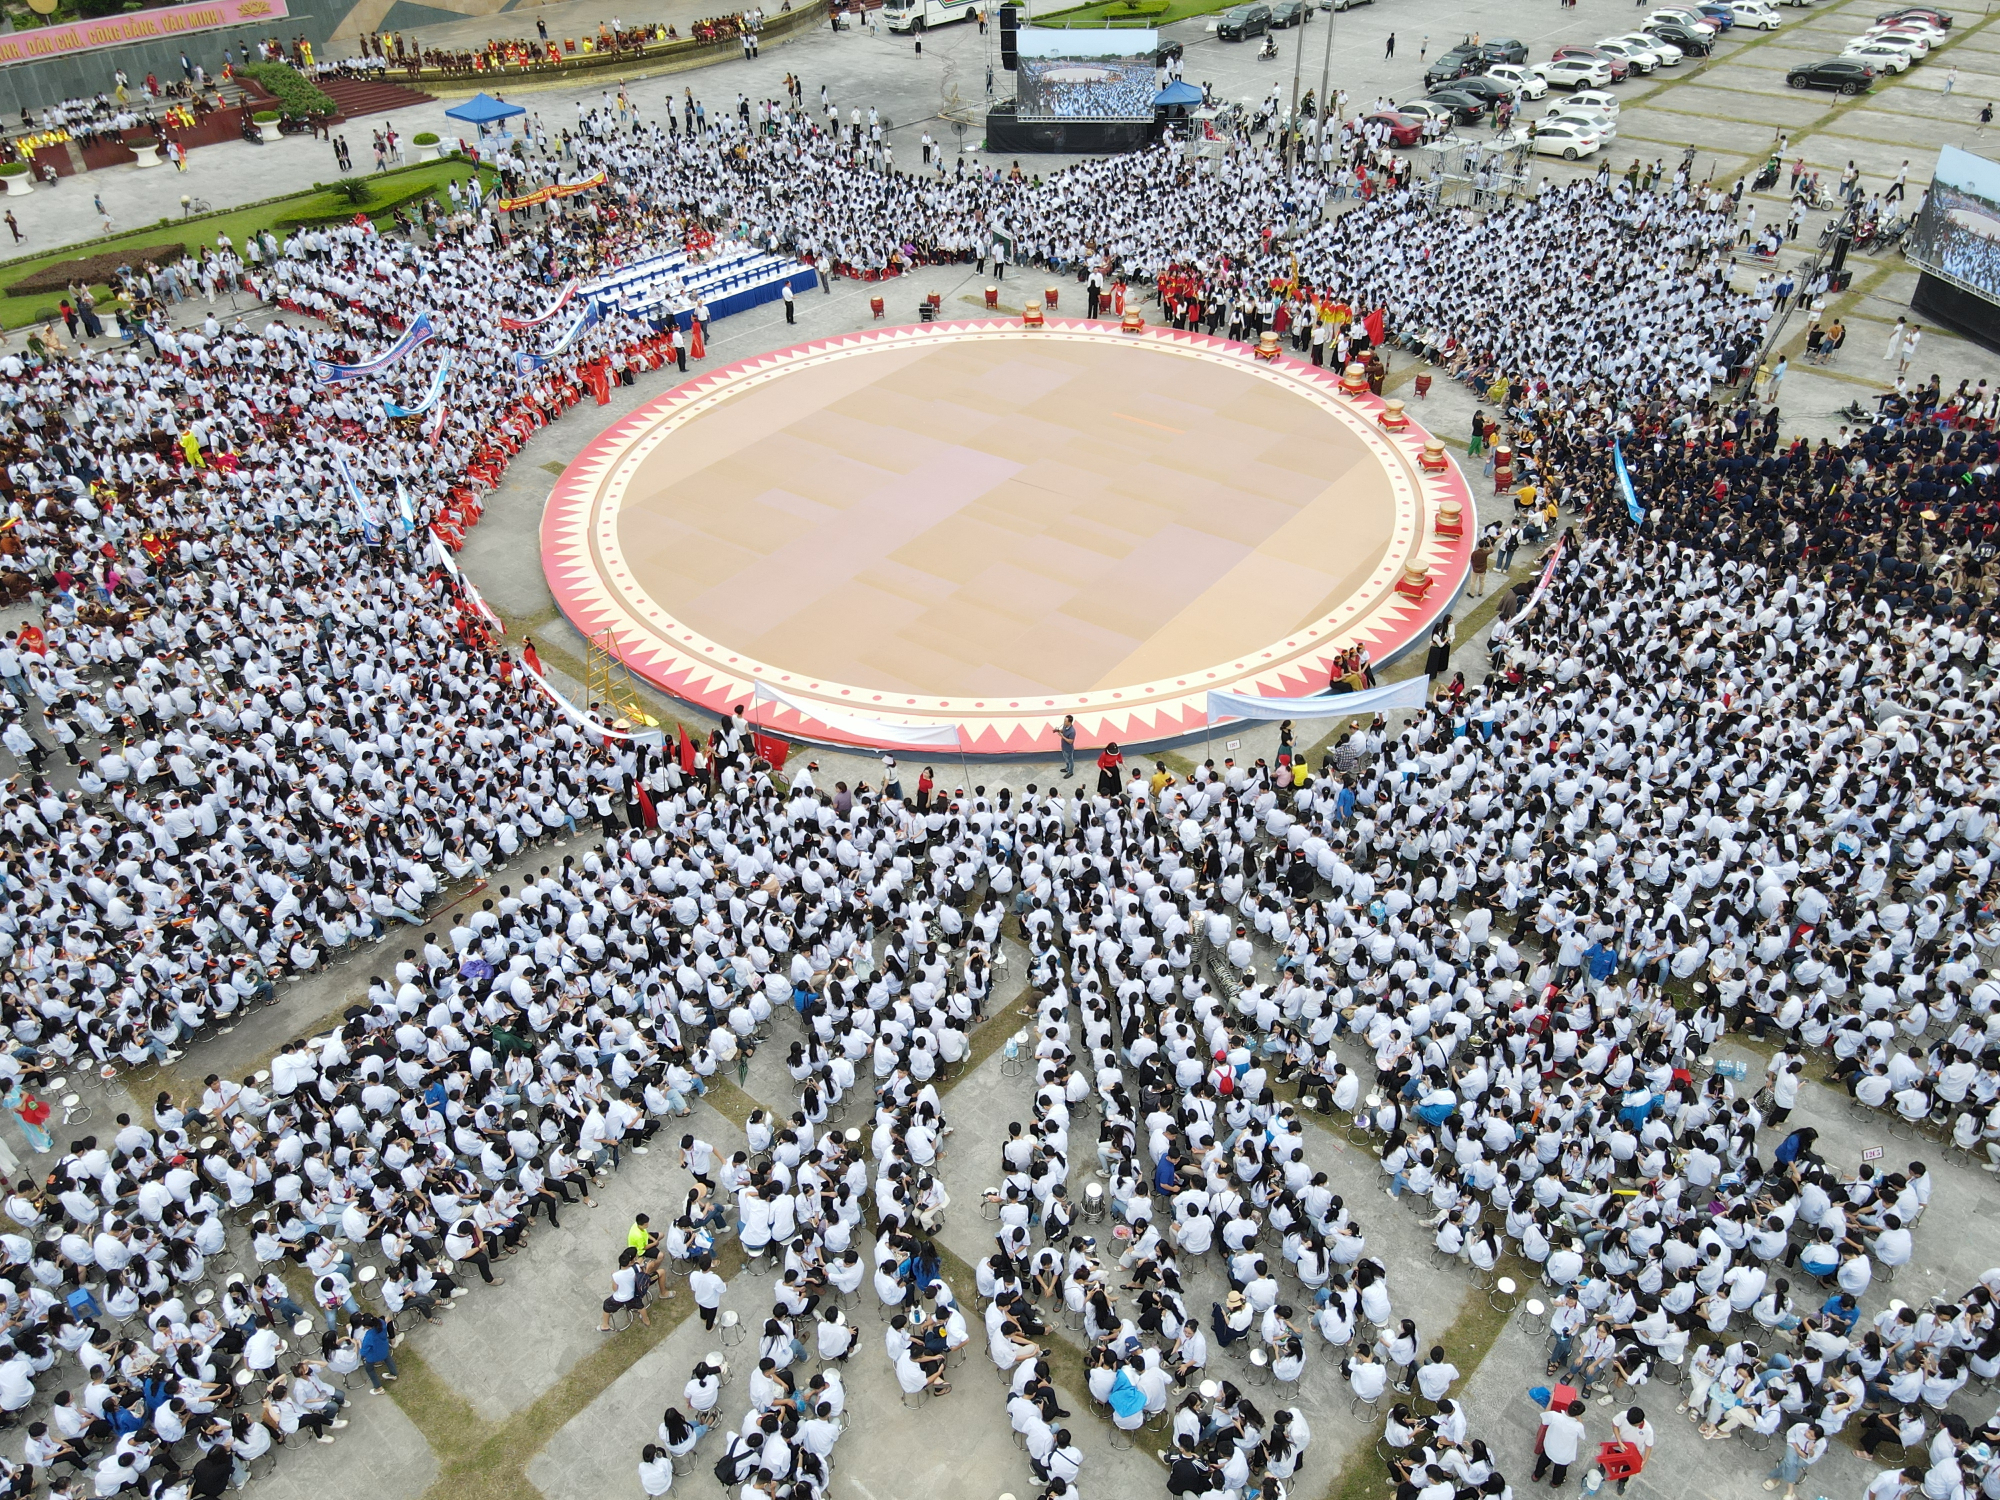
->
[1643,21,1712,55]
[1217,3,1272,38]
[1476,36,1528,64]
[1271,0,1310,26]
[1422,87,1490,124]
[1446,73,1514,104]
[1423,43,1484,86]
[1155,39,1184,63]
[1785,56,1875,91]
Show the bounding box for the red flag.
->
[635,785,658,829]
[678,725,696,773]
[752,733,790,772]
[522,640,543,677]
[1364,307,1386,347]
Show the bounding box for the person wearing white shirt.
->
[1610,1406,1655,1495]
[1345,1349,1387,1405]
[1871,1216,1913,1269]
[1416,1348,1460,1404]
[638,1444,674,1497]
[1534,1398,1588,1487]
[684,1249,730,1327]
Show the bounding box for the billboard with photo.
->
[1016,27,1158,120]
[1904,144,2000,307]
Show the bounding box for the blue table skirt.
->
[652,265,818,329]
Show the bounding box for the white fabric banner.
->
[427,537,504,631]
[754,681,962,748]
[1205,674,1432,724]
[519,661,667,747]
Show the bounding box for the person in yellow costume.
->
[179,430,206,468]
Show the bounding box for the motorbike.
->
[1259,34,1279,58]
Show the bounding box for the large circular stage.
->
[540,321,1473,754]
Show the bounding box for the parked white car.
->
[1868,16,1945,41]
[1536,56,1616,88]
[1864,23,1935,50]
[1484,63,1550,98]
[1608,32,1672,63]
[1595,37,1663,71]
[1614,30,1685,61]
[1499,119,1602,158]
[1649,7,1718,34]
[1730,0,1783,26]
[1842,37,1918,68]
[1568,88,1622,115]
[1547,101,1619,138]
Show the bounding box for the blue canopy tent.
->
[445,92,526,141]
[1153,80,1204,108]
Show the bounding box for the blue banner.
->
[513,298,603,377]
[312,311,437,385]
[1613,439,1644,526]
[383,352,454,420]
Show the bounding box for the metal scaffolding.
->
[584,627,660,730]
[1417,133,1534,214]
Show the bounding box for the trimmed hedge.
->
[7,241,185,296]
[275,176,456,229]
[412,131,439,145]
[251,110,281,124]
[0,163,27,177]
[237,62,336,117]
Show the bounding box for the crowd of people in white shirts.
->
[0,69,1992,1500]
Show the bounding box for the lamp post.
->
[1310,0,1337,186]
[1284,14,1305,181]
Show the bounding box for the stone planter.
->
[1,172,32,196]
[131,145,164,169]
[257,119,282,143]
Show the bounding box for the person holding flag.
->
[1613,439,1645,528]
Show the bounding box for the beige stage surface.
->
[607,337,1398,700]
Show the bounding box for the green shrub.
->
[251,110,281,124]
[0,163,28,177]
[412,132,439,145]
[237,61,335,116]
